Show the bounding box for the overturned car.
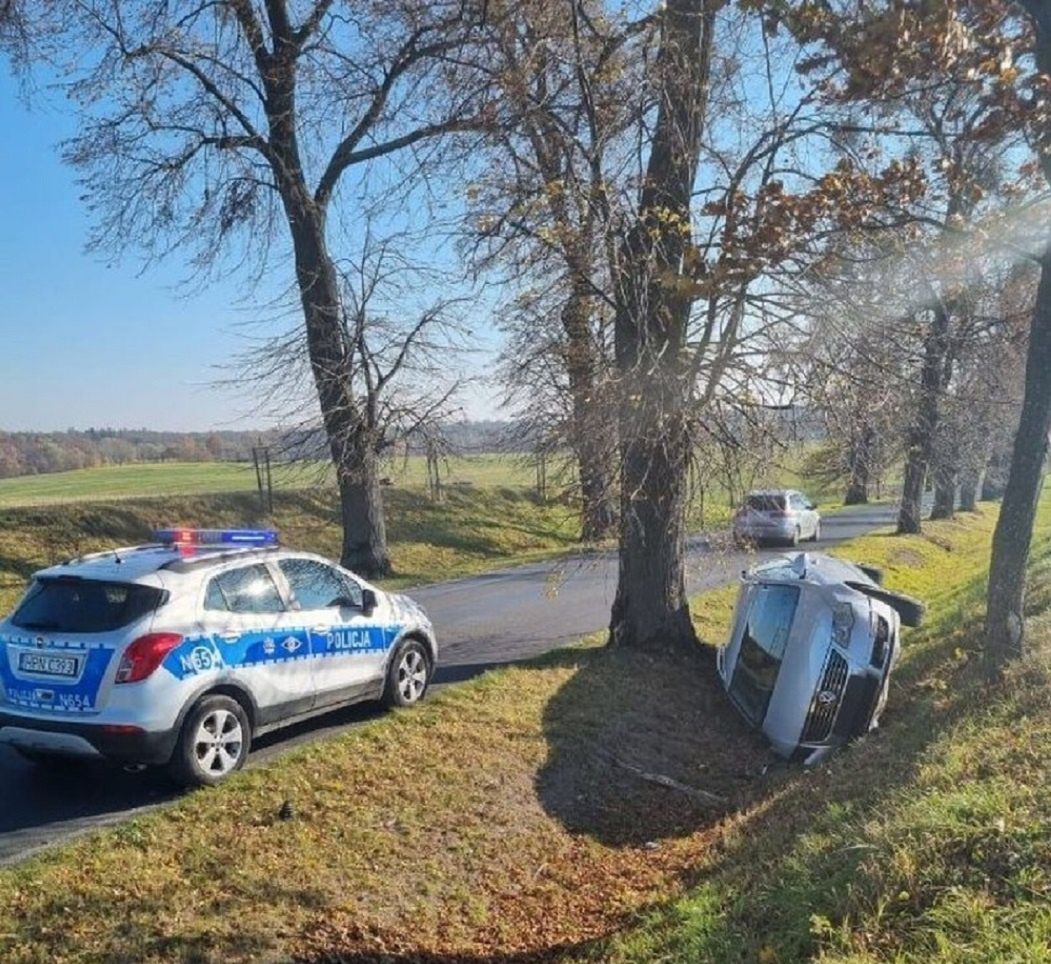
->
[717,552,924,765]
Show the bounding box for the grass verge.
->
[0,486,581,613]
[1,500,1047,962]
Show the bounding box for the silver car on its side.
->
[717,552,924,764]
[733,489,821,547]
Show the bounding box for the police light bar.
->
[154,528,279,548]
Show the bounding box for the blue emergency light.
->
[154,528,279,548]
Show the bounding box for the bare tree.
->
[235,230,471,513]
[465,0,650,541]
[28,0,495,576]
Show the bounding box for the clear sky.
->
[0,71,499,433]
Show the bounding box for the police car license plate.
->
[18,652,80,678]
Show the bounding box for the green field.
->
[0,446,844,513]
[0,456,544,509]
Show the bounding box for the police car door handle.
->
[311,625,329,634]
[219,632,240,643]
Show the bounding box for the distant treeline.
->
[0,421,521,480]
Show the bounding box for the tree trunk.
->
[959,467,983,512]
[265,55,391,577]
[562,263,616,543]
[930,459,956,520]
[284,197,391,576]
[338,443,391,575]
[607,0,713,653]
[984,259,1051,671]
[897,303,950,534]
[844,425,874,505]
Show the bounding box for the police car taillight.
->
[116,632,184,684]
[153,528,278,548]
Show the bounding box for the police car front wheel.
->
[383,639,432,708]
[169,694,251,788]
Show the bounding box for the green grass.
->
[0,500,1045,962]
[0,456,543,509]
[0,486,581,613]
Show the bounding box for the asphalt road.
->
[0,500,902,865]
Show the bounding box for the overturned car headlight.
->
[831,603,855,647]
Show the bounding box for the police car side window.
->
[279,559,361,610]
[204,564,285,614]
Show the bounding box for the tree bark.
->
[984,258,1051,670]
[260,35,391,577]
[608,0,713,653]
[562,262,616,543]
[897,302,950,534]
[844,424,874,504]
[959,467,983,512]
[930,457,957,520]
[285,209,393,576]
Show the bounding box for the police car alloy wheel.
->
[170,694,251,788]
[383,639,431,708]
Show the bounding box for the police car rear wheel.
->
[170,695,251,787]
[383,639,431,708]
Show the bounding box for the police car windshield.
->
[729,583,800,725]
[12,578,166,634]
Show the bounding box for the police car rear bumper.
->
[0,711,177,765]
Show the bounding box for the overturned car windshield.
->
[729,583,800,724]
[12,578,166,634]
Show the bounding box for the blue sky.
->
[0,71,498,432]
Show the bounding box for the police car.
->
[0,529,437,786]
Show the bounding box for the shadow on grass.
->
[557,551,1051,962]
[535,645,775,848]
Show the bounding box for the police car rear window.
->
[12,578,166,634]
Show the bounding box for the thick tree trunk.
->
[610,403,693,650]
[337,443,390,575]
[562,265,616,543]
[984,259,1051,671]
[897,303,950,534]
[607,0,713,653]
[264,55,391,577]
[930,458,956,520]
[844,425,874,505]
[284,198,391,576]
[959,467,983,512]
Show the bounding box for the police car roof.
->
[34,544,279,583]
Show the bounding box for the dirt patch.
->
[888,547,925,568]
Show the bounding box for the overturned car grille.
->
[801,649,849,743]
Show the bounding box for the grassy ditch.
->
[1,501,1046,962]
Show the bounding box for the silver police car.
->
[0,529,437,786]
[717,552,924,763]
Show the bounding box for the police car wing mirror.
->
[361,588,378,616]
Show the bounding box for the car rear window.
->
[746,494,786,512]
[729,583,800,724]
[12,578,166,634]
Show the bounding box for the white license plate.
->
[18,652,80,678]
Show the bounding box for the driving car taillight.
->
[115,632,183,683]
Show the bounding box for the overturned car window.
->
[729,583,800,724]
[12,578,166,634]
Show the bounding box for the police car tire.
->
[169,694,252,788]
[382,638,432,709]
